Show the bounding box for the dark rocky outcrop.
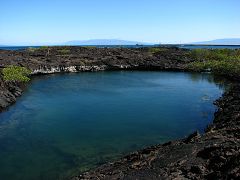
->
[0,74,22,112]
[0,47,192,74]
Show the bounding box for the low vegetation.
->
[188,49,240,77]
[2,65,31,82]
[27,47,38,52]
[83,46,97,49]
[39,46,49,49]
[27,46,49,53]
[148,47,168,54]
[57,49,71,55]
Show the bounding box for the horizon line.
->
[1,37,240,46]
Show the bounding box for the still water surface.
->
[0,71,227,180]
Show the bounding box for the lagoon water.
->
[0,71,226,180]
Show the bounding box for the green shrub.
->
[39,46,49,49]
[57,49,71,55]
[27,47,38,52]
[189,48,240,61]
[27,46,49,52]
[188,58,240,76]
[187,48,240,77]
[2,65,31,82]
[149,47,168,54]
[83,46,97,49]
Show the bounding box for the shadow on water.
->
[189,72,230,90]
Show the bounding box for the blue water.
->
[179,45,240,49]
[0,71,227,180]
[0,45,240,50]
[0,46,41,50]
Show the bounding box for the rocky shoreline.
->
[0,78,23,112]
[0,47,239,179]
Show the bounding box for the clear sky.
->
[0,0,240,45]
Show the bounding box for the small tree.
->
[2,65,31,82]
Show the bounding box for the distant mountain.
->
[192,38,240,45]
[65,39,152,45]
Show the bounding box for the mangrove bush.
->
[2,65,31,82]
[188,49,240,76]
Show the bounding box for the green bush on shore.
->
[27,47,38,52]
[57,49,71,55]
[39,46,49,49]
[188,49,240,76]
[2,65,31,82]
[189,48,240,61]
[27,46,49,52]
[83,46,97,49]
[148,47,168,54]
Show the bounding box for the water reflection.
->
[189,72,229,90]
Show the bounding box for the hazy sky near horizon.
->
[0,0,240,45]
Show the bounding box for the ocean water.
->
[0,45,240,50]
[0,71,227,180]
[179,44,240,49]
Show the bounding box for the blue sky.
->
[0,0,240,45]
